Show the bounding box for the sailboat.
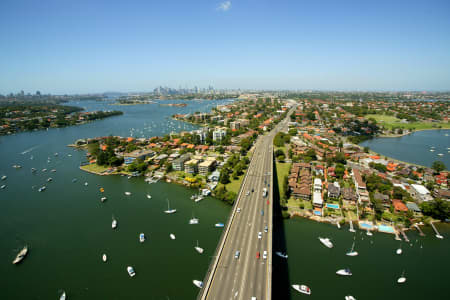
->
[366,230,373,236]
[189,211,199,224]
[59,291,66,300]
[195,240,204,254]
[397,271,406,283]
[112,218,118,229]
[164,200,176,214]
[102,254,107,262]
[346,242,358,256]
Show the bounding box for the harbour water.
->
[360,129,450,168]
[1,99,449,299]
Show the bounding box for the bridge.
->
[198,109,293,300]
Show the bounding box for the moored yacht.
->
[319,237,333,248]
[215,223,224,228]
[366,230,373,236]
[396,245,402,255]
[164,200,176,214]
[275,251,288,259]
[193,280,203,288]
[101,197,107,202]
[195,240,204,254]
[346,242,358,256]
[139,233,145,243]
[124,192,131,196]
[397,270,406,283]
[112,219,117,229]
[336,268,352,276]
[12,246,28,264]
[345,296,356,300]
[292,284,311,295]
[170,233,176,240]
[38,186,46,192]
[1,175,6,180]
[102,254,107,262]
[1,185,6,189]
[127,266,136,277]
[146,194,152,199]
[60,291,66,300]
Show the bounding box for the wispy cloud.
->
[217,1,232,12]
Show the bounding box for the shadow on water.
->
[271,155,291,299]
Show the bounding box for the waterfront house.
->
[312,178,323,207]
[172,154,190,171]
[392,199,408,212]
[184,159,200,174]
[199,158,216,176]
[342,187,357,202]
[433,188,450,201]
[124,149,155,165]
[410,184,433,202]
[328,182,340,199]
[353,168,370,204]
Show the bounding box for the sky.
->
[0,0,449,94]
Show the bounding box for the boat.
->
[366,230,373,236]
[436,234,444,239]
[60,291,66,300]
[164,200,176,214]
[84,182,88,186]
[12,164,22,169]
[215,223,224,228]
[68,154,72,157]
[193,280,203,288]
[319,237,333,248]
[170,233,176,240]
[275,251,288,259]
[72,178,77,183]
[47,177,53,182]
[139,233,145,243]
[127,266,136,277]
[195,240,204,254]
[336,221,341,229]
[31,168,37,173]
[12,246,28,264]
[99,187,104,193]
[189,217,199,224]
[194,195,203,203]
[397,271,406,283]
[291,284,311,295]
[146,194,151,199]
[38,186,46,192]
[430,149,435,152]
[336,268,352,276]
[1,185,6,189]
[1,175,6,180]
[102,254,107,262]
[54,153,58,156]
[112,219,117,229]
[396,245,402,255]
[101,197,107,202]
[346,242,358,256]
[345,296,356,300]
[124,192,131,196]
[42,168,47,172]
[438,153,444,156]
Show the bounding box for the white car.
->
[246,191,250,196]
[237,208,241,213]
[263,251,267,260]
[264,226,268,233]
[235,250,240,259]
[258,232,262,239]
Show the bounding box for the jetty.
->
[414,224,425,236]
[400,229,410,242]
[394,230,401,241]
[431,222,444,239]
[349,220,355,232]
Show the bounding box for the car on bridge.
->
[234,250,240,259]
[258,232,262,239]
[256,251,260,259]
[237,207,241,213]
[264,225,268,233]
[263,250,267,260]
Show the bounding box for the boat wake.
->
[20,145,40,155]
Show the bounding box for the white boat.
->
[1,175,6,180]
[170,233,176,240]
[396,245,402,255]
[164,200,176,214]
[336,268,352,276]
[319,237,333,248]
[336,222,341,229]
[101,197,107,202]
[430,149,435,152]
[189,217,199,224]
[292,284,311,295]
[127,266,136,277]
[84,182,88,186]
[346,242,358,256]
[437,153,444,156]
[275,251,288,259]
[146,194,152,199]
[0,185,5,189]
[60,291,66,300]
[12,246,28,264]
[345,296,356,300]
[102,254,107,262]
[42,168,47,172]
[194,195,203,203]
[215,223,224,228]
[193,280,203,288]
[436,234,444,239]
[112,219,117,229]
[139,233,145,243]
[397,271,406,283]
[47,177,53,182]
[124,192,131,196]
[366,230,373,236]
[12,164,22,169]
[195,240,204,254]
[38,186,46,192]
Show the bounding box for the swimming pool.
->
[378,224,395,233]
[359,222,373,229]
[326,203,340,209]
[313,210,322,216]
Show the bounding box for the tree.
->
[219,170,230,184]
[335,163,345,179]
[277,154,285,162]
[432,161,446,173]
[274,149,285,157]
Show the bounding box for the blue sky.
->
[0,0,449,94]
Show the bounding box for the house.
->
[433,189,450,201]
[184,159,200,174]
[328,182,340,198]
[410,184,433,202]
[392,199,408,212]
[198,158,216,176]
[353,168,370,204]
[124,149,155,165]
[312,178,323,207]
[374,192,390,207]
[342,187,357,202]
[172,154,190,171]
[212,128,227,141]
[406,202,421,214]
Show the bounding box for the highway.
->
[199,108,294,300]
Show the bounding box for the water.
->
[0,99,233,299]
[275,218,450,299]
[360,129,450,168]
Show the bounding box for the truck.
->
[262,187,268,197]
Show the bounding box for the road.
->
[199,108,294,300]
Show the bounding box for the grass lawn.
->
[81,163,110,173]
[217,174,245,195]
[275,162,291,200]
[366,114,450,130]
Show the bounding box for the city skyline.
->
[1,0,450,94]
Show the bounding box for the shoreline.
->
[378,127,450,138]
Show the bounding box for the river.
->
[360,129,450,168]
[1,100,449,299]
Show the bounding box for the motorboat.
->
[195,240,204,254]
[1,175,6,180]
[12,246,28,264]
[38,186,46,192]
[60,291,66,300]
[193,280,203,288]
[99,187,104,193]
[31,168,37,173]
[336,268,352,276]
[292,284,311,295]
[139,233,145,243]
[170,233,176,240]
[275,251,288,259]
[127,266,136,277]
[346,242,358,256]
[102,254,107,262]
[345,296,356,300]
[436,234,444,239]
[430,149,435,152]
[189,217,199,224]
[319,237,333,248]
[438,153,444,156]
[396,245,402,255]
[84,182,88,186]
[124,192,131,196]
[101,197,107,202]
[164,200,176,214]
[42,168,47,172]
[215,223,224,228]
[397,271,406,283]
[366,230,373,236]
[112,219,117,229]
[47,177,53,182]
[194,195,203,203]
[12,165,22,169]
[0,185,5,189]
[146,194,152,199]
